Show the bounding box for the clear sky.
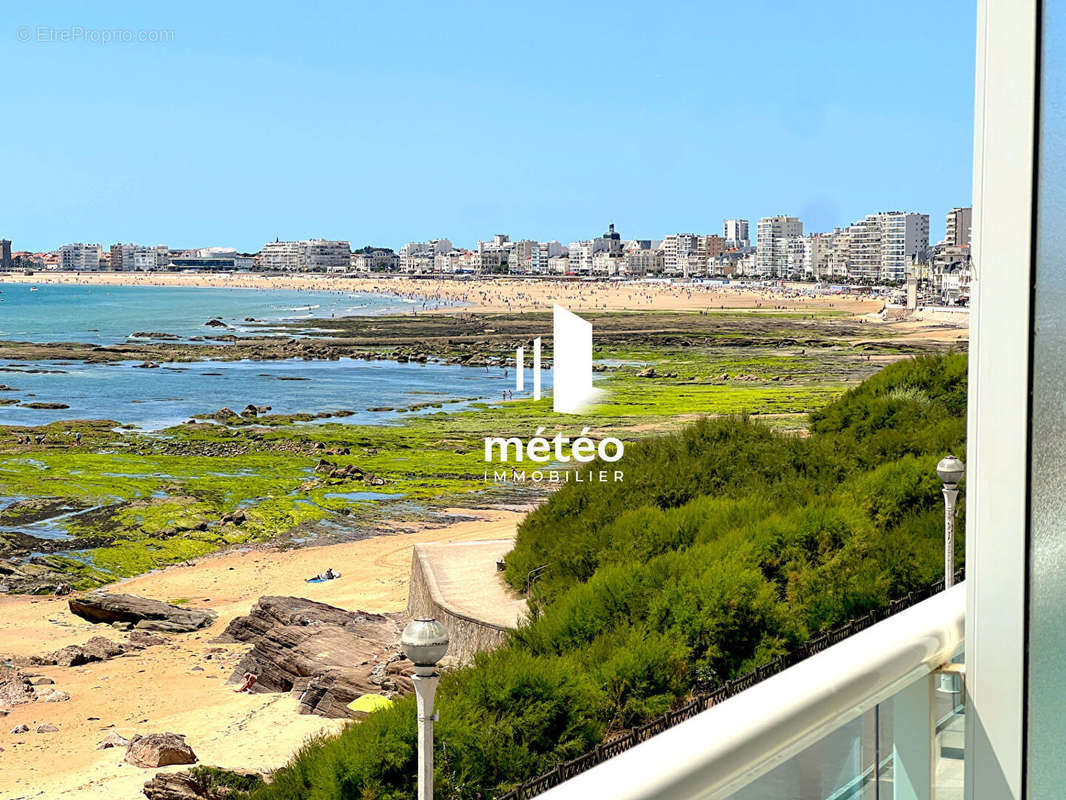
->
[1,0,976,252]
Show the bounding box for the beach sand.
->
[0,508,525,800]
[0,271,886,315]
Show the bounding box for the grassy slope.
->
[244,353,967,800]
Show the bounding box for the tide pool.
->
[0,356,545,429]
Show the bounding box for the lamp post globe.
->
[936,455,964,591]
[936,454,965,486]
[401,617,450,677]
[401,618,449,800]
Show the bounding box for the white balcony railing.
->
[538,583,966,800]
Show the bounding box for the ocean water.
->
[0,282,534,428]
[0,282,425,344]
[0,357,539,429]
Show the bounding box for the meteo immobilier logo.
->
[483,305,624,484]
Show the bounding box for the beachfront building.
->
[755,216,803,278]
[568,224,625,276]
[783,233,834,280]
[259,239,351,272]
[657,233,724,277]
[708,245,755,277]
[548,255,570,274]
[59,243,102,271]
[109,243,169,271]
[624,242,663,276]
[169,247,251,271]
[944,206,973,247]
[398,239,453,273]
[508,240,539,274]
[476,234,513,274]
[837,212,930,283]
[0,239,11,270]
[350,248,399,272]
[723,219,750,249]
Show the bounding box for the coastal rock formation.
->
[97,729,130,749]
[124,732,198,768]
[142,768,263,800]
[217,596,412,718]
[68,593,216,633]
[0,668,36,706]
[36,635,126,666]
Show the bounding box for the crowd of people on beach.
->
[6,272,880,316]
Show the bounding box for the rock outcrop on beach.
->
[35,635,126,666]
[68,593,216,633]
[142,768,263,800]
[217,596,412,718]
[0,668,36,706]
[124,732,198,768]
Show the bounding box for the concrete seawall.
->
[407,539,527,663]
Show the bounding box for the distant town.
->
[0,206,973,303]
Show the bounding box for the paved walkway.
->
[412,539,527,628]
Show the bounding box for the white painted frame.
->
[965,1,1039,798]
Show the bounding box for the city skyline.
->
[1,0,975,250]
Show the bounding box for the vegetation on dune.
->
[243,353,967,800]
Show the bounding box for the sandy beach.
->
[0,271,886,315]
[0,508,525,800]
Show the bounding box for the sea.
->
[0,282,538,429]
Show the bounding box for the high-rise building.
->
[0,239,12,270]
[756,216,803,277]
[723,219,750,249]
[832,212,929,283]
[944,206,973,247]
[59,243,102,271]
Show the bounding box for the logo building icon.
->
[514,305,601,414]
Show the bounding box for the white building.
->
[110,243,169,271]
[399,239,453,272]
[755,216,803,277]
[59,243,102,271]
[259,239,351,272]
[840,212,929,283]
[724,219,750,249]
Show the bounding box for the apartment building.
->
[350,249,398,272]
[59,243,102,271]
[109,243,169,271]
[0,239,11,270]
[259,239,351,271]
[723,219,750,249]
[840,212,929,283]
[624,243,664,276]
[944,206,973,247]
[755,216,803,277]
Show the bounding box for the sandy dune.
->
[0,508,524,800]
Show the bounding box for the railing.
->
[497,569,965,800]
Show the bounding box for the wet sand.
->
[0,508,524,800]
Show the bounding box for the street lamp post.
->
[936,455,965,588]
[401,618,450,800]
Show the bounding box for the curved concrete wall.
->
[406,543,516,662]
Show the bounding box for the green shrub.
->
[246,353,968,800]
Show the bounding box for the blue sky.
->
[1,1,976,252]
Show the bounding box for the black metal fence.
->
[496,568,964,800]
